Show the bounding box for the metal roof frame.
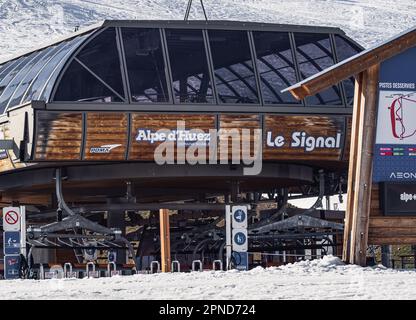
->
[0,20,347,67]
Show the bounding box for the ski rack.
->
[23,168,138,274]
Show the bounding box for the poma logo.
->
[90,144,122,154]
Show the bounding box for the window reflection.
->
[208,30,259,104]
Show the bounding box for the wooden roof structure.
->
[282,25,416,100]
[282,25,416,266]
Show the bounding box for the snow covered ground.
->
[2,256,416,300]
[0,0,415,62]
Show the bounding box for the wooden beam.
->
[343,64,380,266]
[342,73,364,262]
[159,208,171,272]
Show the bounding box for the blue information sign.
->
[3,231,21,255]
[374,46,416,182]
[4,255,21,279]
[232,251,248,271]
[234,232,247,246]
[233,209,246,223]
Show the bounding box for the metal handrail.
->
[171,260,180,273]
[86,261,96,278]
[107,261,117,277]
[64,262,73,278]
[192,260,203,272]
[150,261,160,274]
[212,260,223,271]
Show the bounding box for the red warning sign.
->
[2,207,20,231]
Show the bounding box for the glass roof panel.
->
[7,46,61,108]
[0,57,28,99]
[38,33,90,102]
[21,33,90,104]
[0,51,43,112]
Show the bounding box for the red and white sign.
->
[2,207,21,231]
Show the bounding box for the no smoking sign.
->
[3,207,21,231]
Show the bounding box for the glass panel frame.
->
[121,27,171,104]
[334,34,363,106]
[252,31,301,105]
[38,34,91,102]
[53,27,127,103]
[293,32,344,107]
[207,29,260,105]
[165,28,215,105]
[21,39,81,104]
[7,46,61,108]
[0,51,44,111]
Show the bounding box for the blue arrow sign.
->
[3,231,21,255]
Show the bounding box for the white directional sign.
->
[232,228,248,252]
[232,206,248,229]
[3,207,21,232]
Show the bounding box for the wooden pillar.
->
[343,64,380,266]
[159,209,171,272]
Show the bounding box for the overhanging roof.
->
[282,25,416,100]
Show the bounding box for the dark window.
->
[166,29,214,104]
[253,31,300,105]
[8,46,61,108]
[54,60,124,102]
[208,30,259,104]
[122,28,169,103]
[0,51,43,111]
[294,33,343,106]
[335,35,362,105]
[54,28,125,102]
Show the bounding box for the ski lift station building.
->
[0,20,363,273]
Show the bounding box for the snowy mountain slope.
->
[0,0,415,61]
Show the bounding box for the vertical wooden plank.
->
[346,64,380,266]
[159,209,171,272]
[343,73,363,262]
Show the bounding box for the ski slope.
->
[0,0,415,61]
[2,256,416,300]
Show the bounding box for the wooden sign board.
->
[31,111,350,166]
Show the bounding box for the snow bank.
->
[2,256,416,300]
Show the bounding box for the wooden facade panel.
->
[263,115,345,161]
[29,112,351,165]
[34,112,83,161]
[84,113,128,161]
[368,183,416,245]
[218,114,261,161]
[129,114,216,161]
